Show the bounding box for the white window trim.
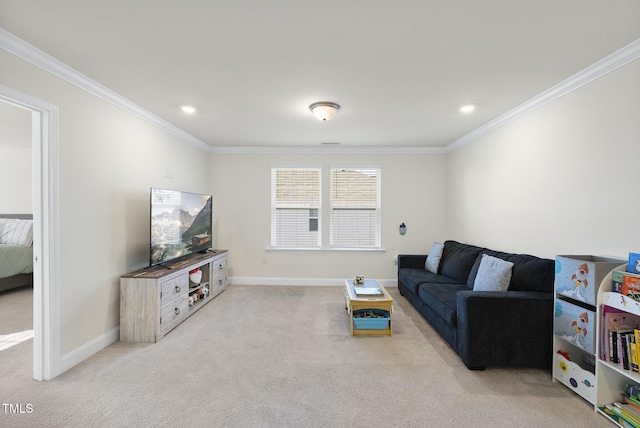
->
[269,165,383,252]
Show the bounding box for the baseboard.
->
[56,326,120,377]
[230,277,398,288]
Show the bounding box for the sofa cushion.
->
[425,241,444,273]
[417,283,469,326]
[467,250,555,293]
[398,268,461,295]
[472,254,513,292]
[439,240,485,284]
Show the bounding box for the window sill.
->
[267,247,386,253]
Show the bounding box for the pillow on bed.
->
[0,219,33,246]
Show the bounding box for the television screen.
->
[150,188,213,266]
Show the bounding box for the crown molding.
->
[446,38,640,152]
[3,27,637,155]
[208,145,446,154]
[0,28,210,152]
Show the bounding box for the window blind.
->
[271,168,321,248]
[330,168,380,248]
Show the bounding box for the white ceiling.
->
[1,1,639,149]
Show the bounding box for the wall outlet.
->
[261,256,267,264]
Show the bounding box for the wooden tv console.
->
[120,250,228,342]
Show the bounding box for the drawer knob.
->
[174,307,180,315]
[175,286,181,293]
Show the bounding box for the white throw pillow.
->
[473,254,514,292]
[0,219,33,247]
[425,242,444,274]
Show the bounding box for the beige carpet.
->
[0,285,610,427]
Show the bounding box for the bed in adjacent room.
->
[0,214,34,292]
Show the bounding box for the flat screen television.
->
[150,188,213,266]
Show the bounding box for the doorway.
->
[0,84,58,380]
[0,102,33,379]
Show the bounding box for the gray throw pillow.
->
[425,242,444,274]
[473,254,513,292]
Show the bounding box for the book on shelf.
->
[623,273,640,300]
[627,385,640,402]
[601,406,632,427]
[613,270,625,293]
[602,305,634,361]
[611,330,633,366]
[609,403,640,427]
[635,330,640,371]
[625,396,640,412]
[629,252,640,275]
[631,332,639,372]
[601,305,640,365]
[622,333,632,370]
[354,287,383,296]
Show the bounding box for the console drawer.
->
[160,297,188,334]
[161,275,188,302]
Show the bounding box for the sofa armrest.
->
[456,290,553,369]
[397,254,427,270]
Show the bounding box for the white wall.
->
[446,58,640,260]
[211,152,447,284]
[1,49,211,356]
[0,102,32,213]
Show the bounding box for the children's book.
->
[632,332,640,372]
[623,273,640,301]
[629,253,640,275]
[614,270,625,293]
[601,306,640,361]
[624,396,640,412]
[621,333,630,369]
[612,402,640,427]
[602,305,626,361]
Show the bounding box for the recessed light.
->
[459,104,476,113]
[181,105,197,114]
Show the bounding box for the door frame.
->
[0,84,59,381]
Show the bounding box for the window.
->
[270,166,381,250]
[330,167,381,248]
[271,168,321,248]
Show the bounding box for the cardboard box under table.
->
[344,279,393,336]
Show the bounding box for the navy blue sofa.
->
[398,240,554,370]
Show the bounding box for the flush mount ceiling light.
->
[309,102,340,121]
[181,105,197,114]
[459,104,476,114]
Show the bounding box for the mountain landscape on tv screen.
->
[150,195,212,265]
